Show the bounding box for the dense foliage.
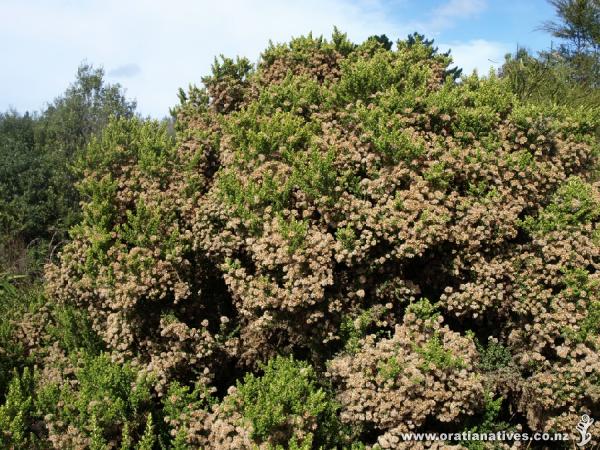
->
[0,2,599,448]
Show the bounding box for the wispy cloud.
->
[413,0,487,35]
[433,0,487,22]
[108,63,141,78]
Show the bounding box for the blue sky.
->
[1,0,558,118]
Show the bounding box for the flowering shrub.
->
[32,29,600,447]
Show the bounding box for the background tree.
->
[542,0,599,85]
[500,0,600,105]
[36,64,137,158]
[0,64,136,275]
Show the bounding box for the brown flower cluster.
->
[329,312,484,449]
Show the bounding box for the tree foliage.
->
[501,0,599,106]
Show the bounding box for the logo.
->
[576,414,595,447]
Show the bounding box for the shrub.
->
[169,356,344,449]
[42,29,599,447]
[0,280,44,399]
[228,356,341,446]
[36,353,156,449]
[0,368,37,449]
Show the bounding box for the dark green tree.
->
[367,34,393,51]
[542,0,599,54]
[406,32,463,80]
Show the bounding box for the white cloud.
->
[433,0,486,22]
[440,39,511,75]
[108,64,141,78]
